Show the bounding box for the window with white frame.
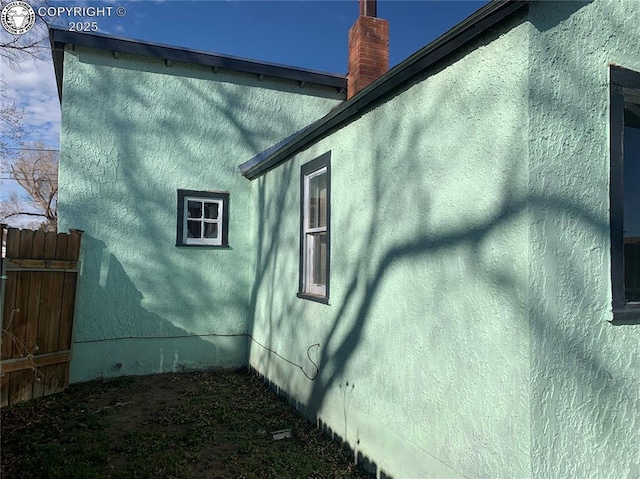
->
[298,153,330,302]
[176,190,229,247]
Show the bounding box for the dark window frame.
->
[176,189,230,247]
[610,65,640,323]
[298,152,331,304]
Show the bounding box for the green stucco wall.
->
[249,1,640,477]
[58,46,342,382]
[249,13,533,478]
[527,1,640,476]
[57,1,640,476]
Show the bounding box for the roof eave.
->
[240,0,528,180]
[50,27,65,103]
[48,26,347,104]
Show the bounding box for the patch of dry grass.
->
[1,369,372,479]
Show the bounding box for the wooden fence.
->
[0,227,83,407]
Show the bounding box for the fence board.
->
[36,272,53,358]
[33,234,59,366]
[43,363,60,397]
[13,266,31,358]
[25,233,46,366]
[1,272,18,361]
[43,231,57,260]
[19,229,33,257]
[45,271,64,355]
[55,234,68,261]
[59,273,77,351]
[24,271,42,380]
[7,259,78,271]
[24,233,44,364]
[1,372,9,407]
[67,230,82,260]
[31,371,45,400]
[1,351,70,374]
[12,231,33,363]
[32,231,45,258]
[1,227,83,407]
[6,229,20,257]
[9,369,31,406]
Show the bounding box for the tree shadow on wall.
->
[247,5,639,473]
[72,234,245,381]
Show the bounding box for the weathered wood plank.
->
[9,231,34,363]
[11,231,34,363]
[6,259,78,271]
[12,272,31,360]
[24,269,42,362]
[1,372,10,407]
[32,230,45,259]
[58,231,80,395]
[36,272,54,355]
[0,228,7,363]
[43,231,58,260]
[67,230,83,261]
[55,233,68,261]
[24,230,44,381]
[9,369,32,406]
[45,271,65,355]
[0,350,70,374]
[19,229,33,257]
[56,361,69,398]
[1,271,18,361]
[6,228,20,258]
[58,272,77,351]
[37,235,58,360]
[31,365,45,399]
[43,362,60,397]
[1,228,80,405]
[24,230,46,399]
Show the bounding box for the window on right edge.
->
[610,66,640,320]
[298,152,330,303]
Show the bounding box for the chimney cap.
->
[359,0,377,18]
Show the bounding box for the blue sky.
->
[1,0,487,216]
[49,1,488,73]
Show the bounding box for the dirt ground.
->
[1,368,372,479]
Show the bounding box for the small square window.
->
[298,152,330,303]
[176,190,229,247]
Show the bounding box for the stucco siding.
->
[527,1,640,477]
[55,0,640,476]
[249,15,531,479]
[59,46,343,382]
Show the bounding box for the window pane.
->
[188,201,202,219]
[312,232,327,286]
[204,202,219,219]
[204,222,219,239]
[309,172,327,229]
[624,122,640,302]
[187,220,201,239]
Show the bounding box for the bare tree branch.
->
[0,102,26,157]
[0,0,51,67]
[2,210,48,218]
[1,142,58,231]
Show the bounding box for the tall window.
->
[299,153,330,303]
[176,190,229,247]
[610,66,640,320]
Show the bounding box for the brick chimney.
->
[347,0,389,99]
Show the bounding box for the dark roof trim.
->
[240,0,528,180]
[49,26,347,102]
